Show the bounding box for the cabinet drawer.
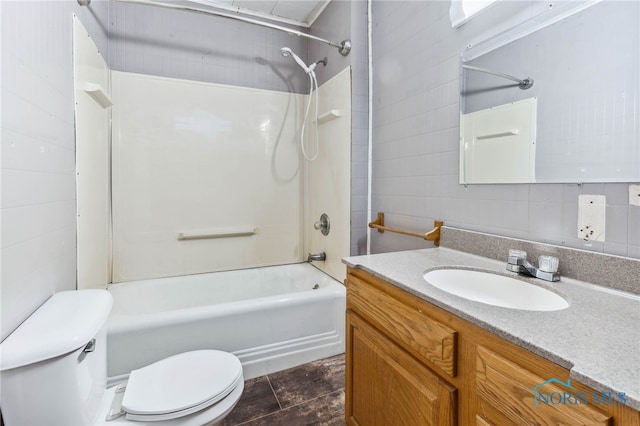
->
[347,272,457,377]
[475,345,610,426]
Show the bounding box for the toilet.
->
[0,290,244,426]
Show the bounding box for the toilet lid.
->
[122,350,243,419]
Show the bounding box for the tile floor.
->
[221,354,345,426]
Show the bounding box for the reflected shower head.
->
[280,46,310,74]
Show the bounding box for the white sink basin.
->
[423,269,569,311]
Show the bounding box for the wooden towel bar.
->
[368,212,443,247]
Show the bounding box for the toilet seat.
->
[120,350,243,422]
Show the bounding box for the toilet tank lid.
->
[0,290,113,371]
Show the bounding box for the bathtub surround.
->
[305,68,352,282]
[110,71,305,282]
[106,7,354,284]
[74,16,112,289]
[107,68,351,283]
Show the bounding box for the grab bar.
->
[368,212,443,246]
[177,227,256,240]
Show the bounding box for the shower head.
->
[280,47,310,74]
[280,47,293,57]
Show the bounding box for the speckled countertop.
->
[343,247,640,411]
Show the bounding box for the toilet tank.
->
[0,290,113,425]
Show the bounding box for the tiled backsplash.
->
[441,226,640,295]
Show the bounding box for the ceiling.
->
[188,0,331,28]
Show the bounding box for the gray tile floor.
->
[221,354,345,426]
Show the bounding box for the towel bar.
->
[368,212,443,246]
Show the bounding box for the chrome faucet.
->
[506,250,560,282]
[307,252,326,262]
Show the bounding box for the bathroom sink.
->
[423,269,569,311]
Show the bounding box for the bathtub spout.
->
[307,252,326,262]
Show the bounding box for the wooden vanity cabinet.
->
[345,267,640,426]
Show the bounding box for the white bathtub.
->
[106,263,346,385]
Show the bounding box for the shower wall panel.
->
[304,67,352,283]
[73,16,112,290]
[111,71,304,282]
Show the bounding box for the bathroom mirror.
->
[459,1,640,184]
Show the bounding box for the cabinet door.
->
[474,345,611,426]
[346,311,456,426]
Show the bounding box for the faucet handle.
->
[507,249,527,266]
[508,249,527,260]
[538,255,559,273]
[313,213,330,236]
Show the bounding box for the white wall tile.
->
[2,169,76,209]
[1,226,77,339]
[2,91,75,150]
[1,1,110,340]
[1,129,75,174]
[1,201,76,250]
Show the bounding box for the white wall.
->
[305,67,352,282]
[1,1,110,341]
[111,72,305,282]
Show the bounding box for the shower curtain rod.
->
[105,0,352,56]
[462,64,533,90]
